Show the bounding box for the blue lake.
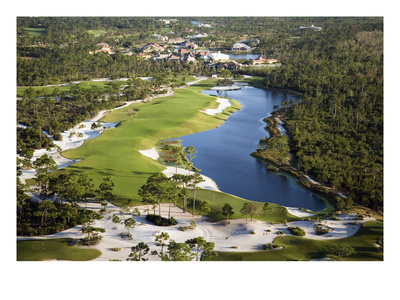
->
[170,85,326,211]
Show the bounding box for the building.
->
[221,61,242,70]
[252,56,278,65]
[141,43,166,53]
[232,43,251,51]
[181,41,198,50]
[177,48,190,56]
[299,24,322,30]
[202,51,229,62]
[168,37,186,44]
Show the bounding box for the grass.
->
[17,238,102,261]
[88,29,107,36]
[60,79,241,206]
[203,221,383,261]
[186,189,299,223]
[17,80,125,96]
[25,27,46,37]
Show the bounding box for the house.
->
[202,51,229,62]
[95,47,112,54]
[181,41,198,50]
[141,43,166,53]
[266,59,278,64]
[232,43,251,51]
[182,54,197,63]
[152,53,170,61]
[167,55,181,62]
[177,48,190,56]
[168,37,186,44]
[252,56,277,65]
[191,33,208,39]
[196,51,210,58]
[221,61,242,70]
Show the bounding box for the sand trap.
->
[139,148,219,191]
[138,147,160,160]
[163,166,219,191]
[203,98,231,115]
[286,207,315,217]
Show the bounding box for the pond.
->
[228,53,260,60]
[170,85,326,211]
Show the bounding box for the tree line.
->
[249,18,383,210]
[17,153,115,236]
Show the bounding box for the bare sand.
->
[202,97,232,116]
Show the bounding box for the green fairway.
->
[17,80,125,97]
[61,80,241,205]
[17,238,101,261]
[203,221,383,261]
[25,27,46,37]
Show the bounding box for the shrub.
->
[315,224,333,235]
[263,243,279,250]
[288,226,306,236]
[145,214,177,226]
[132,208,141,216]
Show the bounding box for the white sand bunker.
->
[203,98,231,115]
[138,147,160,160]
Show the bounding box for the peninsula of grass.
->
[203,220,383,261]
[60,79,241,205]
[17,238,102,261]
[186,189,299,223]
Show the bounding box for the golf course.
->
[60,79,241,205]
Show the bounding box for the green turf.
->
[17,238,102,261]
[25,27,46,37]
[60,79,241,205]
[17,80,125,97]
[203,221,383,261]
[187,189,299,223]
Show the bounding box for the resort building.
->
[202,51,230,62]
[232,43,251,51]
[252,56,278,65]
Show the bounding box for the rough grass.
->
[17,80,124,96]
[186,189,299,223]
[17,238,102,261]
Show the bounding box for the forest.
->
[16,17,383,213]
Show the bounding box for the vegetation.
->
[248,18,383,212]
[16,17,383,263]
[17,238,101,261]
[203,221,383,261]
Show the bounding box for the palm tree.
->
[189,173,205,216]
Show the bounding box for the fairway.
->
[61,80,240,204]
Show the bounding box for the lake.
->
[171,85,326,211]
